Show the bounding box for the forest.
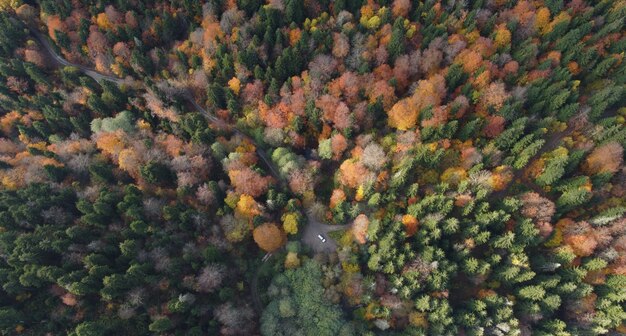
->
[0,0,625,335]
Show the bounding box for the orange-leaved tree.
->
[253,223,286,252]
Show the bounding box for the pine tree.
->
[285,0,305,24]
[387,18,406,62]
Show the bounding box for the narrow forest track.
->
[183,90,285,188]
[249,253,273,314]
[492,123,577,201]
[27,21,286,189]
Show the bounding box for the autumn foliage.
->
[1,1,626,335]
[253,223,286,252]
[582,142,623,175]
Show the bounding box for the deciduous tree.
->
[582,142,623,175]
[253,223,286,252]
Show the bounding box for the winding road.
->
[28,22,288,194]
[27,26,125,86]
[24,21,344,257]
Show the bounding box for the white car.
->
[317,234,327,243]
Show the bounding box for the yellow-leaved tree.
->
[236,194,261,219]
[228,77,241,95]
[387,98,418,130]
[282,213,299,235]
